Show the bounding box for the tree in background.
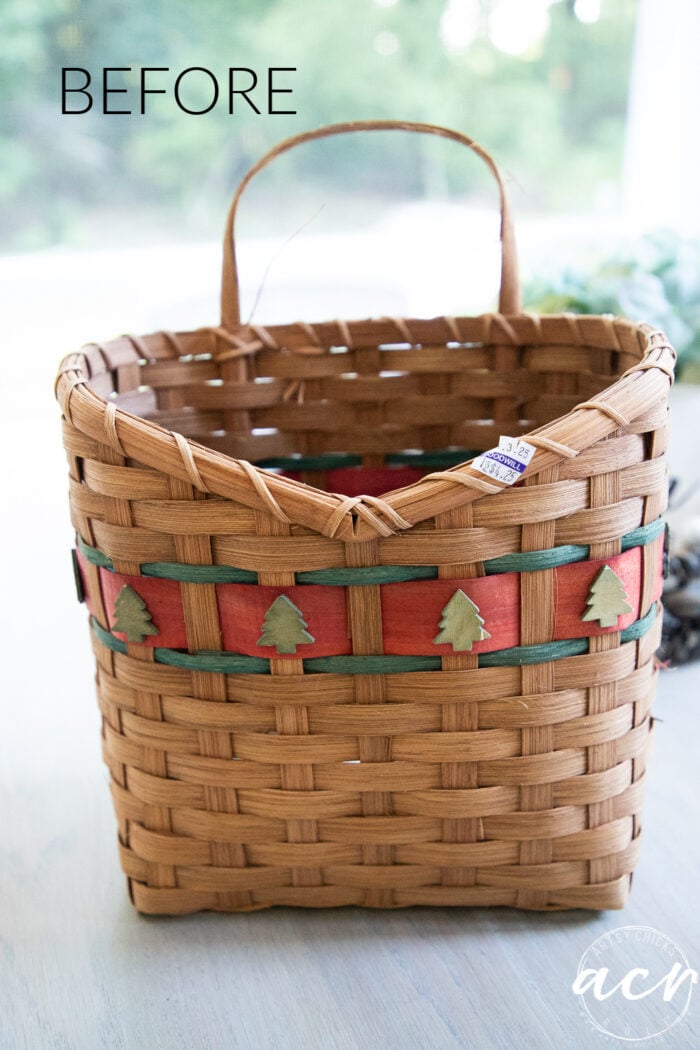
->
[1,0,638,248]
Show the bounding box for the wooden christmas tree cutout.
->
[433,589,491,651]
[581,565,633,628]
[112,584,159,643]
[257,595,315,655]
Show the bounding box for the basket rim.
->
[55,311,676,544]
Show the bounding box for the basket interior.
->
[106,317,641,498]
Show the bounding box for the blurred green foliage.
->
[1,0,637,248]
[526,230,700,379]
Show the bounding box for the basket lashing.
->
[55,316,675,543]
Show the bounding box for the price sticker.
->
[472,436,536,486]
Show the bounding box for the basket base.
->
[127,872,633,916]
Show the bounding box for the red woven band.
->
[78,539,663,659]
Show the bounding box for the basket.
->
[56,120,675,914]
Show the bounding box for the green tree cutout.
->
[257,595,315,655]
[581,566,633,628]
[433,589,491,652]
[112,584,159,643]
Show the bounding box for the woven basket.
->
[56,121,675,914]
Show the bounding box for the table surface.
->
[1,243,698,1050]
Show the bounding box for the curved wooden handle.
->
[220,119,521,330]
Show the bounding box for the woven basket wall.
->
[55,122,675,914]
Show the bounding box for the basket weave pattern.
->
[55,123,675,913]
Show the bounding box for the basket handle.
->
[220,119,521,330]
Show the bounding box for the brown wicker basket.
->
[56,121,675,914]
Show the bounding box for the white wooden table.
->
[1,243,698,1050]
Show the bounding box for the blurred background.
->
[1,0,699,659]
[3,0,700,358]
[4,0,642,249]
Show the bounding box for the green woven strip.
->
[484,545,588,575]
[256,453,362,471]
[620,601,658,641]
[254,449,479,472]
[303,655,442,674]
[92,618,128,654]
[78,519,664,587]
[78,538,438,587]
[90,604,658,676]
[478,638,589,667]
[621,517,665,551]
[79,540,113,569]
[387,449,479,467]
[143,562,258,583]
[90,618,270,671]
[485,518,665,576]
[478,603,659,667]
[156,648,270,674]
[297,565,438,585]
